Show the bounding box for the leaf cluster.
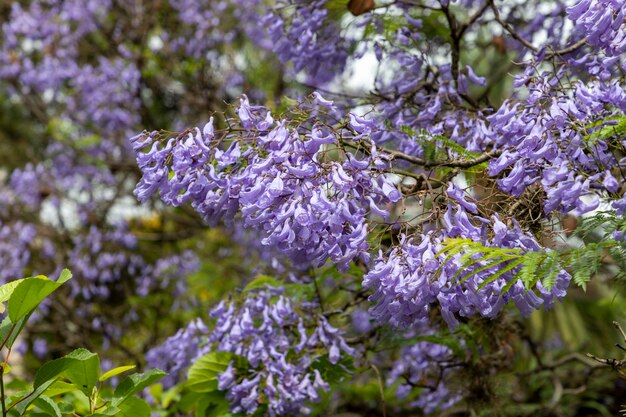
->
[0,271,166,417]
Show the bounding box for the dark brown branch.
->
[545,38,588,59]
[384,144,501,168]
[487,0,537,52]
[458,1,490,37]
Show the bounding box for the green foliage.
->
[438,211,626,298]
[437,238,525,291]
[186,353,232,394]
[583,114,626,146]
[572,211,626,284]
[150,368,244,417]
[9,270,71,322]
[242,275,281,293]
[0,271,166,417]
[98,366,136,383]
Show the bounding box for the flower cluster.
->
[169,0,267,59]
[487,71,626,216]
[567,0,626,56]
[364,194,571,329]
[387,340,462,414]
[0,220,37,282]
[148,286,354,415]
[68,224,197,302]
[132,96,401,270]
[264,0,350,84]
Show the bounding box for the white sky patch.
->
[343,50,378,92]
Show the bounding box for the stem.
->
[1,365,6,417]
[371,364,387,417]
[7,390,34,412]
[0,324,17,353]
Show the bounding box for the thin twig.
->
[488,0,537,52]
[371,364,387,417]
[0,367,6,417]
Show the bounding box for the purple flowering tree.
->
[2,0,626,415]
[132,0,626,414]
[0,0,280,364]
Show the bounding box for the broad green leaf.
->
[161,385,181,409]
[34,348,97,389]
[56,402,74,414]
[57,269,72,284]
[116,397,151,417]
[13,379,57,414]
[99,365,136,382]
[195,395,213,417]
[243,275,281,292]
[88,405,121,416]
[42,381,78,397]
[0,279,25,303]
[193,392,239,417]
[206,402,236,417]
[63,348,100,395]
[33,396,62,417]
[178,391,204,413]
[8,273,72,322]
[112,369,166,406]
[34,357,77,389]
[0,272,71,348]
[0,315,28,350]
[186,352,231,393]
[6,409,19,417]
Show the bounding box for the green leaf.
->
[99,365,136,382]
[454,252,518,284]
[34,348,97,389]
[63,349,100,395]
[243,275,281,292]
[0,279,25,303]
[310,355,353,384]
[584,115,626,145]
[56,402,75,414]
[42,381,78,397]
[177,391,204,413]
[33,396,62,417]
[8,272,72,322]
[116,397,151,417]
[435,238,475,258]
[112,369,166,406]
[160,385,181,409]
[86,402,121,416]
[477,258,525,291]
[57,269,73,284]
[192,392,238,417]
[205,402,237,417]
[0,315,28,351]
[186,353,232,393]
[12,379,58,414]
